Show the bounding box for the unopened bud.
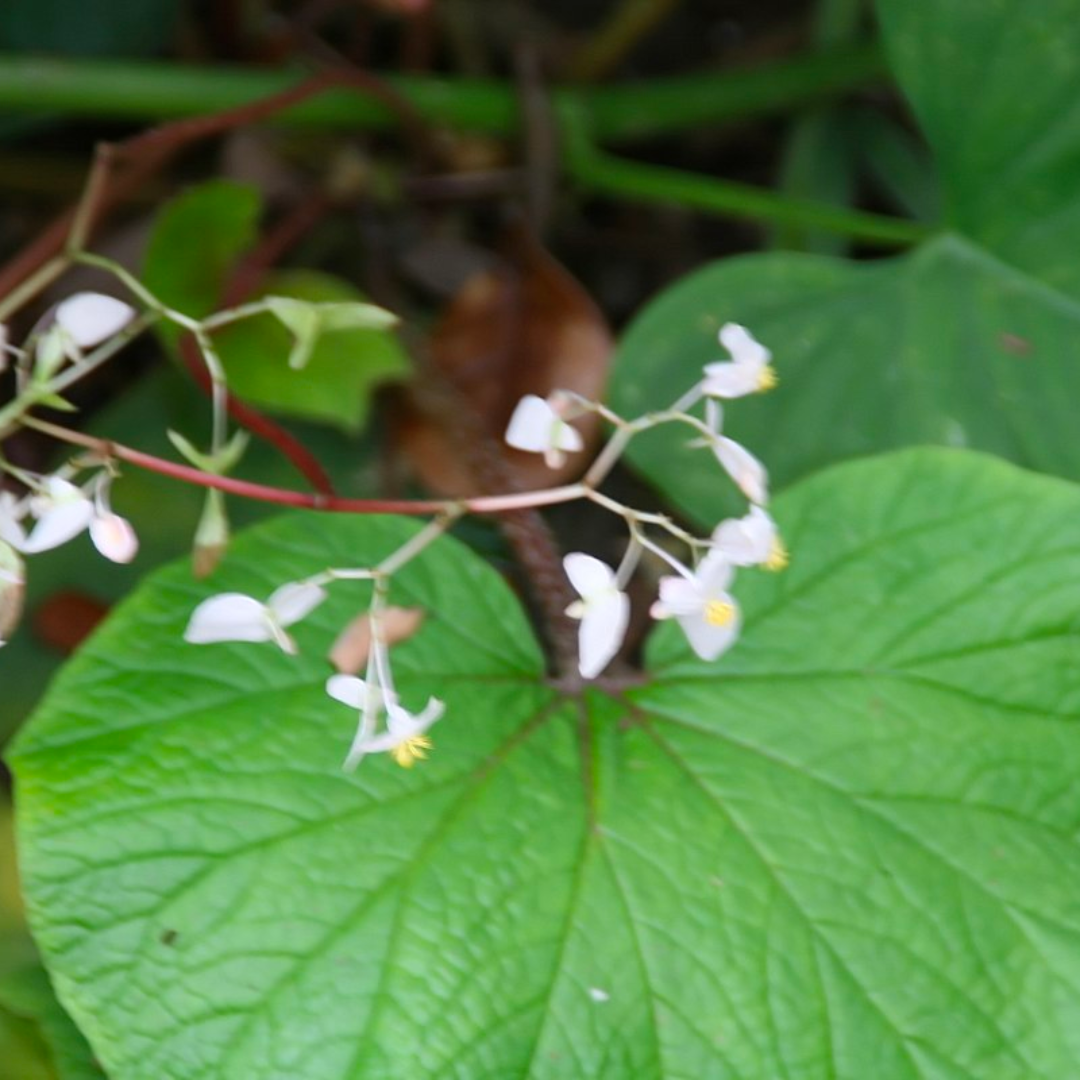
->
[192,489,229,579]
[0,541,26,645]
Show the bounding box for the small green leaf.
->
[142,181,262,347]
[12,449,1080,1078]
[215,269,410,432]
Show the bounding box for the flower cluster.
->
[179,322,782,769]
[508,323,784,677]
[0,293,141,646]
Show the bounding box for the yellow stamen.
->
[757,366,778,392]
[391,735,433,768]
[765,537,789,572]
[704,600,735,627]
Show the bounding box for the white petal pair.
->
[184,581,326,654]
[564,552,629,679]
[505,394,583,469]
[701,323,776,399]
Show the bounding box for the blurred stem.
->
[559,103,930,247]
[568,0,684,83]
[0,45,885,142]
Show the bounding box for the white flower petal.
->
[554,421,584,453]
[386,696,445,738]
[55,293,136,348]
[578,590,628,679]
[652,575,700,617]
[678,601,741,661]
[20,496,93,553]
[701,362,760,399]
[564,552,617,599]
[184,594,270,644]
[718,323,770,367]
[505,395,556,453]
[89,513,139,563]
[697,551,735,594]
[326,674,369,710]
[711,506,775,566]
[268,581,326,626]
[714,436,769,505]
[0,494,27,549]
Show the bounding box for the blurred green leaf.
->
[0,0,182,57]
[216,269,410,433]
[613,234,1080,524]
[142,180,262,347]
[877,0,1080,296]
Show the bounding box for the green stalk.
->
[0,44,885,143]
[560,104,930,247]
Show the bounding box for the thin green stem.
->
[0,45,885,143]
[560,103,930,247]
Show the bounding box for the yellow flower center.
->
[764,537,789,572]
[756,365,778,392]
[391,734,433,768]
[704,600,735,627]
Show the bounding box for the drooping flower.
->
[87,475,138,564]
[326,674,444,770]
[0,476,139,562]
[711,505,787,571]
[701,323,776,399]
[713,436,768,506]
[54,292,136,349]
[650,552,741,661]
[184,581,326,654]
[563,552,629,679]
[505,393,584,469]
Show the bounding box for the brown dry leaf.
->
[329,606,426,674]
[400,224,613,495]
[33,590,108,655]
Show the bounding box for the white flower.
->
[21,478,94,554]
[0,476,139,562]
[54,293,136,349]
[87,475,138,563]
[650,552,741,661]
[711,505,787,570]
[326,673,444,770]
[563,552,629,679]
[701,323,776,398]
[714,436,768,505]
[184,581,326,654]
[505,394,584,469]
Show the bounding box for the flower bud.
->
[0,541,26,645]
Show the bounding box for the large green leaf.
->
[611,233,1080,525]
[876,0,1080,296]
[11,448,1080,1078]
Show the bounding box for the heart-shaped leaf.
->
[611,234,1080,525]
[611,0,1080,515]
[11,448,1080,1078]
